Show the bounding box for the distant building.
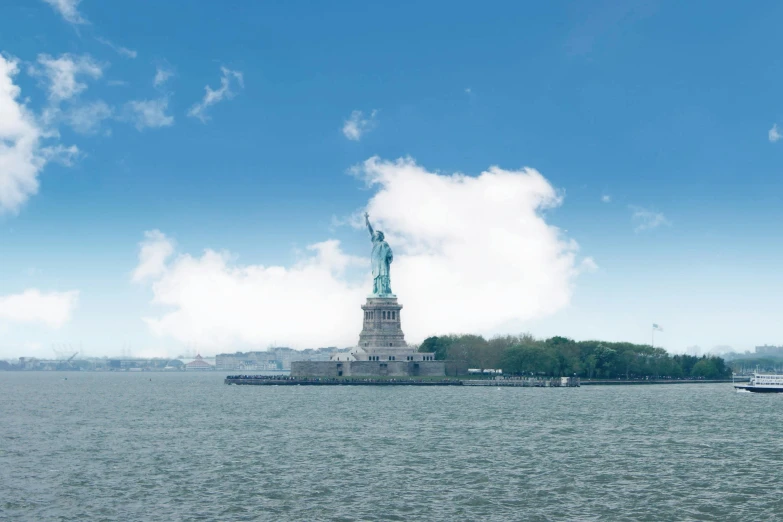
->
[164,360,184,371]
[755,345,783,356]
[215,347,347,371]
[18,357,38,370]
[108,358,172,370]
[185,354,215,371]
[215,351,276,371]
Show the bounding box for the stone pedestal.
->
[350,297,438,364]
[358,297,407,350]
[291,295,444,377]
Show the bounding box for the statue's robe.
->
[371,238,393,294]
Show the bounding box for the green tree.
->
[584,354,597,379]
[420,331,731,380]
[691,356,730,379]
[419,336,453,360]
[593,345,617,378]
[449,335,489,368]
[501,344,557,375]
[619,351,637,379]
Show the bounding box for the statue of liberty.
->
[364,212,394,296]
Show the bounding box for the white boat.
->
[734,373,783,393]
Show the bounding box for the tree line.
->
[418,334,731,380]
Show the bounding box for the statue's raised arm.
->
[364,212,374,239]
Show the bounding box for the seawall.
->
[580,379,741,386]
[225,376,582,387]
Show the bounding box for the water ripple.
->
[1,373,781,521]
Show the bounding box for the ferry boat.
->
[734,373,783,393]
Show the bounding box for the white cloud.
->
[124,98,174,130]
[601,194,611,203]
[580,257,599,272]
[117,47,137,59]
[134,157,587,349]
[342,109,378,141]
[187,67,243,122]
[30,53,103,102]
[465,87,472,94]
[42,0,87,24]
[0,54,78,214]
[95,37,137,59]
[769,124,781,143]
[65,100,113,134]
[40,144,81,166]
[137,237,365,348]
[153,65,173,88]
[0,289,79,328]
[133,230,175,282]
[630,205,671,232]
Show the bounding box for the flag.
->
[653,324,663,331]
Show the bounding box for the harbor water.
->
[1,372,781,521]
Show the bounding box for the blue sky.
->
[1,0,783,358]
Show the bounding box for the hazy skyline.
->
[2,0,783,358]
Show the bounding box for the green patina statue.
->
[364,212,394,296]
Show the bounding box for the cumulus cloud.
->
[769,124,781,143]
[580,257,599,272]
[342,109,378,141]
[0,54,78,214]
[630,205,670,232]
[0,289,79,328]
[134,157,589,349]
[153,65,173,88]
[42,0,87,24]
[29,53,103,102]
[138,238,366,347]
[124,98,174,130]
[187,67,243,122]
[64,100,113,134]
[601,194,611,203]
[132,230,175,282]
[40,144,81,166]
[96,37,137,59]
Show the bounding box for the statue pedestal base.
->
[351,297,437,363]
[358,297,406,351]
[292,296,442,377]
